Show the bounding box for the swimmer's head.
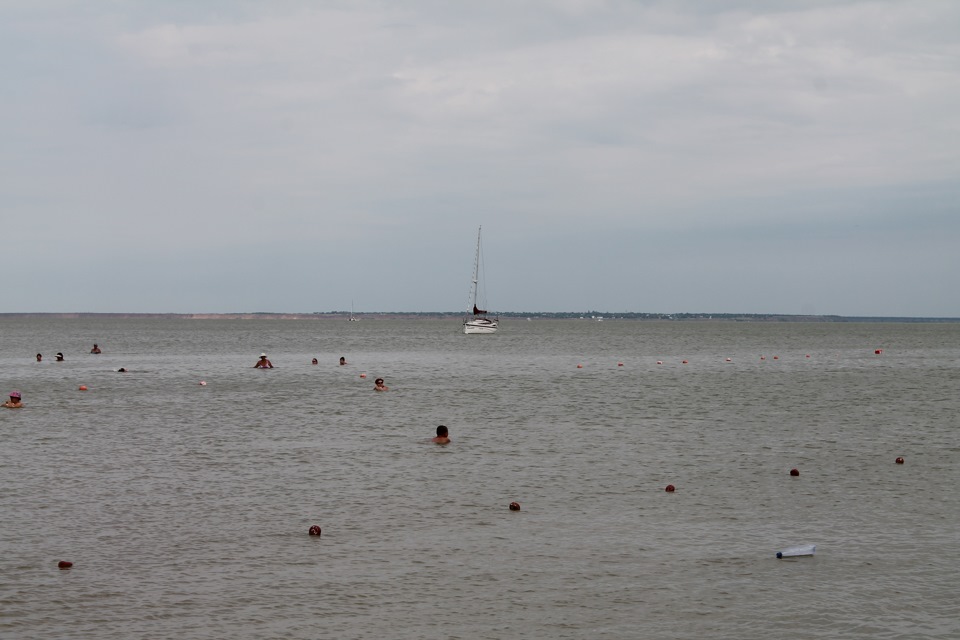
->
[311,358,318,365]
[260,353,267,358]
[375,378,384,385]
[436,425,448,437]
[9,390,21,399]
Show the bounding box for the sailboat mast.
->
[470,226,482,310]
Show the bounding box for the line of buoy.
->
[308,525,322,536]
[509,502,521,511]
[790,468,800,477]
[664,484,676,492]
[896,457,904,464]
[58,560,73,569]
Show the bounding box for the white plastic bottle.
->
[776,544,816,559]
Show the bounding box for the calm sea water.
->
[1,317,958,639]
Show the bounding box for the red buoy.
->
[681,360,688,364]
[78,385,87,391]
[656,361,663,365]
[895,457,904,464]
[308,525,322,536]
[773,355,779,360]
[577,364,583,368]
[790,468,800,477]
[58,560,73,569]
[617,362,624,367]
[509,502,521,511]
[725,358,732,362]
[664,484,675,492]
[875,349,883,355]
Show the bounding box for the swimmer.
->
[56,352,64,361]
[3,390,22,408]
[432,425,450,444]
[254,353,273,369]
[373,377,389,391]
[36,353,42,362]
[311,358,318,365]
[90,344,102,354]
[339,356,347,366]
[117,367,127,372]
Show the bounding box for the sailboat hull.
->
[463,318,499,334]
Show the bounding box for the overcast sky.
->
[3,1,958,316]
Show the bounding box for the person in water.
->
[36,353,42,362]
[117,367,127,372]
[374,377,388,391]
[311,358,318,365]
[90,344,102,354]
[254,353,274,369]
[3,390,22,408]
[56,352,64,361]
[339,356,347,365]
[432,425,450,444]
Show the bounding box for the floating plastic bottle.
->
[776,544,816,559]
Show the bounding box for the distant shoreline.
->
[1,312,957,323]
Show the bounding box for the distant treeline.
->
[3,312,958,323]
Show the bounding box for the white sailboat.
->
[463,226,499,335]
[348,301,359,322]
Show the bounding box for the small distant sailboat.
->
[348,301,360,322]
[463,226,498,335]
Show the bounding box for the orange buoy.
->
[78,385,87,391]
[359,373,367,379]
[773,355,779,360]
[58,560,73,569]
[509,502,521,511]
[664,484,675,492]
[790,468,800,476]
[308,525,322,536]
[895,457,904,464]
[577,364,583,368]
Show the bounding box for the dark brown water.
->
[2,318,958,639]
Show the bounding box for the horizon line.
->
[1,311,958,322]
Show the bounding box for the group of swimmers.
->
[10,346,449,442]
[254,353,391,392]
[255,354,349,369]
[247,353,445,440]
[11,344,105,407]
[34,344,101,364]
